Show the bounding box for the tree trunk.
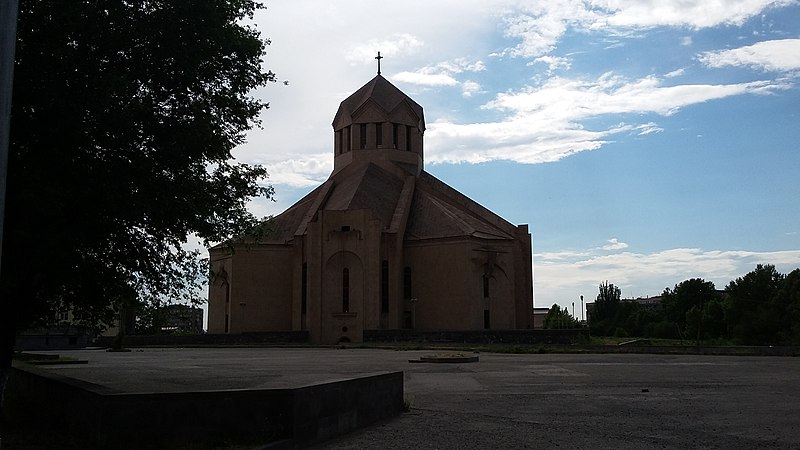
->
[0,303,16,416]
[0,0,20,419]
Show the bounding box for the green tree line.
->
[589,264,800,345]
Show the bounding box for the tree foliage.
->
[588,265,800,344]
[725,264,788,344]
[776,269,800,345]
[543,304,578,329]
[661,278,724,341]
[1,1,275,364]
[589,281,627,336]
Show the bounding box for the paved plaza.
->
[28,347,800,449]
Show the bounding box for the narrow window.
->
[376,123,383,146]
[403,267,412,300]
[483,275,490,298]
[360,124,367,149]
[345,125,351,152]
[405,127,412,151]
[392,124,398,147]
[224,280,230,333]
[381,260,389,313]
[301,263,308,314]
[342,268,350,312]
[484,309,491,329]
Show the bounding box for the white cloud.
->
[681,36,693,46]
[534,247,800,307]
[501,2,603,58]
[594,0,795,29]
[698,39,800,72]
[435,58,487,74]
[392,58,486,87]
[499,1,793,59]
[534,55,572,74]
[603,41,626,50]
[634,122,664,135]
[425,73,785,165]
[484,73,779,116]
[392,57,488,98]
[345,33,425,63]
[393,72,459,86]
[263,154,332,188]
[536,250,593,261]
[461,80,482,97]
[601,238,629,250]
[665,68,685,78]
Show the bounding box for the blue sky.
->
[231,0,800,315]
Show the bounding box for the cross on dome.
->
[375,51,383,75]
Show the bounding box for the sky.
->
[227,0,800,317]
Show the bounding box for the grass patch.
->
[585,336,738,346]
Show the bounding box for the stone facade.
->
[208,75,534,344]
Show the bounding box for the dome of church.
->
[331,75,426,174]
[332,75,425,132]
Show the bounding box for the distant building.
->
[158,304,204,334]
[532,307,549,329]
[14,309,109,351]
[14,303,204,350]
[15,325,91,351]
[629,296,663,310]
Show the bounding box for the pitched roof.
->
[323,163,405,227]
[405,184,515,241]
[250,163,517,245]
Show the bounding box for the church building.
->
[208,72,534,344]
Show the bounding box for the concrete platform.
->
[7,348,405,448]
[10,348,800,449]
